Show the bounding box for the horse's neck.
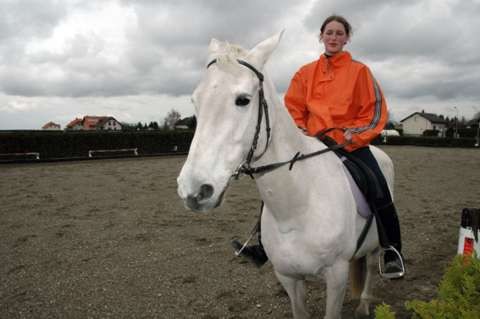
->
[253,76,346,222]
[259,75,334,166]
[258,76,316,162]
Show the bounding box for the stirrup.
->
[233,229,257,257]
[378,246,405,279]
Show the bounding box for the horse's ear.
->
[247,30,284,69]
[208,38,223,54]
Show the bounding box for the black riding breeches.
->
[348,146,402,252]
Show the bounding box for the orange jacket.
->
[284,51,388,151]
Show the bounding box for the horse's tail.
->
[349,256,367,299]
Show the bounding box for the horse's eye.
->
[235,95,251,107]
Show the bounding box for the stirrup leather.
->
[378,246,405,279]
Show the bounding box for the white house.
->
[174,116,196,130]
[65,116,122,131]
[400,111,448,136]
[94,116,123,130]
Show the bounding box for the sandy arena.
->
[1,145,479,318]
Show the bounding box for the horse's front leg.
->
[355,249,381,318]
[324,259,349,319]
[275,271,310,319]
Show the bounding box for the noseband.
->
[207,59,271,175]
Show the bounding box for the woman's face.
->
[320,21,349,55]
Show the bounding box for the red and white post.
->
[457,208,480,257]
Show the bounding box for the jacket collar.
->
[319,51,352,71]
[307,51,352,100]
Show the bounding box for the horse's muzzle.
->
[181,183,217,212]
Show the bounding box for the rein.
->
[206,58,349,179]
[238,142,347,177]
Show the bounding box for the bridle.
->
[206,58,348,179]
[207,58,271,174]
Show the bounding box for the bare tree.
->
[473,111,480,121]
[163,109,181,130]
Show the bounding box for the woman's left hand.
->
[344,129,353,143]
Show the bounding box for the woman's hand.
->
[344,129,352,143]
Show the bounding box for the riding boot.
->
[375,203,405,279]
[231,239,268,267]
[231,221,268,267]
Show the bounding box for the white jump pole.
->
[457,208,480,257]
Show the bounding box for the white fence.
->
[88,148,138,158]
[0,152,40,161]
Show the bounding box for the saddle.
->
[337,148,383,202]
[320,136,383,218]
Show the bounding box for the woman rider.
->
[232,14,405,279]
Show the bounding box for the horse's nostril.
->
[198,184,214,200]
[186,195,199,210]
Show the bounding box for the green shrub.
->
[406,255,480,319]
[386,136,476,147]
[375,303,396,319]
[375,255,480,319]
[0,130,194,159]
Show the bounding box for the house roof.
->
[96,116,121,128]
[66,116,121,129]
[42,121,60,129]
[66,118,83,128]
[400,112,447,124]
[83,116,106,129]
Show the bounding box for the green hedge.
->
[0,130,194,160]
[383,136,477,148]
[376,255,480,319]
[1,130,477,161]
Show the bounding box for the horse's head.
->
[177,32,283,212]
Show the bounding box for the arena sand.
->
[1,146,479,318]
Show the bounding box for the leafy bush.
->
[375,255,480,319]
[422,129,440,137]
[385,136,476,148]
[375,303,396,319]
[406,255,480,319]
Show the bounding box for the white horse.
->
[177,32,394,319]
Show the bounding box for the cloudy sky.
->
[1,0,480,129]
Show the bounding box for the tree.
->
[148,121,159,130]
[120,122,136,131]
[473,111,480,121]
[163,109,181,130]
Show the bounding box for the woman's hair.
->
[320,15,352,36]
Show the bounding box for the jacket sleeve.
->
[284,70,308,130]
[347,66,388,148]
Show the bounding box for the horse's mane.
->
[211,41,248,76]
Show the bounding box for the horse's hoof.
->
[354,309,370,319]
[354,301,371,319]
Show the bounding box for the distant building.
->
[400,111,448,136]
[466,118,480,128]
[65,116,122,131]
[66,118,83,130]
[42,121,61,130]
[174,116,196,130]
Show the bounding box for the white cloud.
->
[1,0,479,129]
